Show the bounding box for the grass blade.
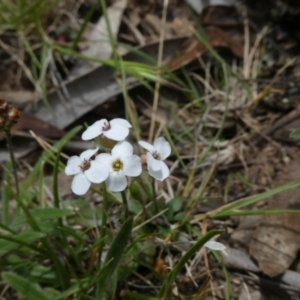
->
[2,272,50,300]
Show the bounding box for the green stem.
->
[98,0,118,62]
[151,178,159,214]
[53,151,63,228]
[5,129,19,195]
[121,190,129,220]
[98,182,108,269]
[96,182,108,298]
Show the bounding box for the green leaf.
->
[129,184,143,202]
[129,199,143,215]
[31,208,74,219]
[12,208,74,226]
[165,197,183,219]
[0,231,45,253]
[211,179,300,218]
[97,217,133,298]
[2,272,50,300]
[290,128,300,139]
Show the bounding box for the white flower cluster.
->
[65,118,171,195]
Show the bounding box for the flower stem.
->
[151,178,159,214]
[5,129,19,195]
[98,182,108,269]
[121,190,129,220]
[96,182,108,298]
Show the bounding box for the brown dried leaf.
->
[249,159,300,277]
[166,26,244,71]
[0,112,65,142]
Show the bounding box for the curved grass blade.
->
[2,272,50,300]
[96,216,133,299]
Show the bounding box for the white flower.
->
[138,137,171,181]
[96,141,142,192]
[65,148,109,195]
[81,118,132,141]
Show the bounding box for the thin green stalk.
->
[214,252,231,300]
[98,0,118,62]
[97,182,108,270]
[5,129,19,195]
[0,233,43,253]
[121,190,129,220]
[53,152,63,228]
[96,182,108,299]
[2,161,11,226]
[0,222,17,234]
[71,2,97,51]
[151,178,159,214]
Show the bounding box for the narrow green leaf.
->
[0,231,45,253]
[211,179,300,218]
[97,217,133,298]
[290,128,300,139]
[31,208,74,219]
[2,272,50,300]
[12,208,74,226]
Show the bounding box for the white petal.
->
[93,119,108,127]
[104,125,129,141]
[71,173,91,195]
[106,171,127,192]
[123,155,142,177]
[80,148,99,161]
[110,118,132,128]
[204,241,226,251]
[111,141,133,158]
[154,137,171,160]
[95,153,115,172]
[65,156,81,175]
[146,152,162,171]
[82,125,103,140]
[148,161,169,181]
[85,161,109,183]
[138,141,154,152]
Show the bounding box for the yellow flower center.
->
[112,159,123,172]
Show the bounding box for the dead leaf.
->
[201,4,241,27]
[0,112,65,142]
[221,248,260,273]
[165,26,244,71]
[81,0,127,65]
[249,158,300,277]
[186,0,237,15]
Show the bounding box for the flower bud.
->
[7,105,22,123]
[99,135,117,149]
[0,98,21,131]
[140,154,147,164]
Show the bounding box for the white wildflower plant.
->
[65,118,171,195]
[96,141,142,192]
[81,118,132,142]
[138,137,171,181]
[65,148,109,195]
